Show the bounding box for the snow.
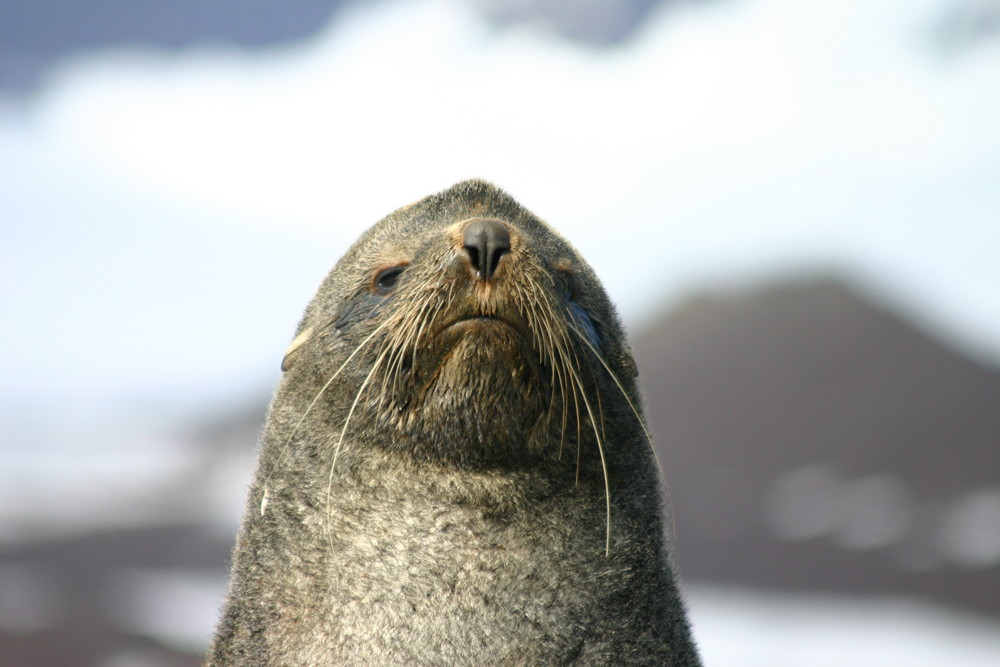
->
[687,584,1000,667]
[98,573,1000,666]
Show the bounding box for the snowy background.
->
[2,0,999,664]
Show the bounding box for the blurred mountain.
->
[471,0,670,45]
[634,279,1000,615]
[0,0,352,93]
[0,400,266,666]
[6,0,998,95]
[938,0,1000,54]
[1,0,685,94]
[0,525,230,666]
[3,277,998,665]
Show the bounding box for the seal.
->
[206,180,701,665]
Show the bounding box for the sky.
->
[2,0,1000,414]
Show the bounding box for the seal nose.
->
[462,218,510,280]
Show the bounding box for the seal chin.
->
[394,320,547,467]
[424,315,532,375]
[428,322,538,395]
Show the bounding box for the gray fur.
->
[207,181,701,665]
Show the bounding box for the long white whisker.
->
[563,318,664,478]
[264,317,392,485]
[565,356,612,557]
[324,343,393,547]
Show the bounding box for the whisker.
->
[263,317,392,485]
[564,315,678,540]
[522,275,610,552]
[324,342,393,547]
[564,353,612,557]
[563,317,664,478]
[377,290,428,406]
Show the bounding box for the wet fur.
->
[207,181,701,665]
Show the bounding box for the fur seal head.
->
[208,180,700,666]
[277,179,638,474]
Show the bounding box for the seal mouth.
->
[419,314,541,387]
[439,315,539,355]
[441,315,519,335]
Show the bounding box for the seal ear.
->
[281,326,314,372]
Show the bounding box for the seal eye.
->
[374,265,406,295]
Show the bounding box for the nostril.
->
[462,218,510,280]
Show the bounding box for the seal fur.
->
[207,180,701,665]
